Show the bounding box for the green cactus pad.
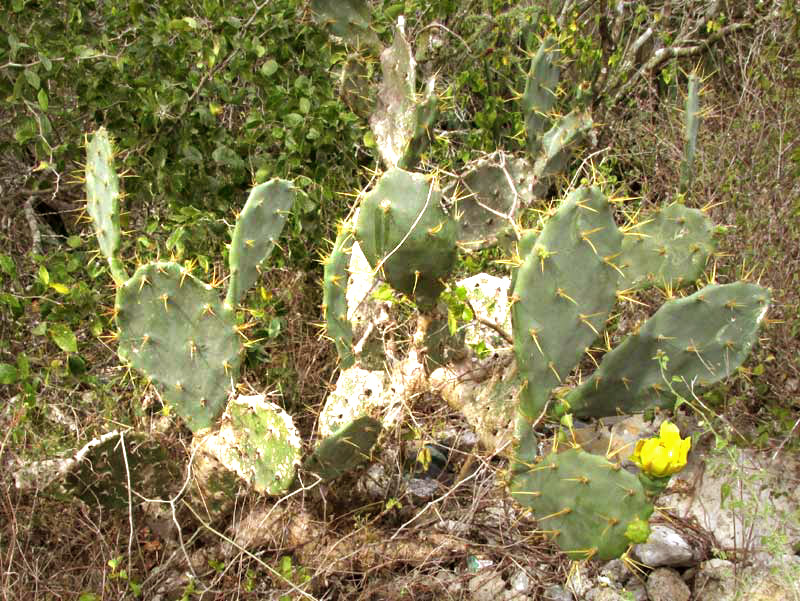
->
[510,447,653,560]
[509,227,540,293]
[304,416,382,481]
[680,73,701,194]
[619,203,715,291]
[523,35,561,157]
[512,187,622,419]
[85,128,127,285]
[227,178,296,306]
[116,261,241,432]
[398,80,438,171]
[63,431,177,509]
[216,394,302,495]
[454,154,536,251]
[533,109,593,179]
[566,282,770,418]
[324,223,355,368]
[355,168,458,308]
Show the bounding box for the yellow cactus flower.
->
[631,421,691,478]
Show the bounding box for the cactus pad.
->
[226,178,296,306]
[454,154,536,251]
[355,168,457,308]
[619,203,715,290]
[680,73,701,194]
[510,447,653,560]
[523,35,561,157]
[304,416,382,481]
[512,187,622,419]
[566,282,770,417]
[323,223,355,368]
[85,128,127,285]
[203,394,302,495]
[116,261,241,432]
[533,110,593,179]
[62,431,177,509]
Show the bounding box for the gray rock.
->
[647,567,690,601]
[468,571,505,601]
[634,524,697,567]
[599,559,630,586]
[543,584,574,601]
[510,569,533,594]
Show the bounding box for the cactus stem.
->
[159,293,169,311]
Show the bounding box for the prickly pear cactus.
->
[304,416,382,481]
[85,129,296,433]
[116,262,241,432]
[355,168,457,308]
[534,109,593,179]
[523,35,561,157]
[85,128,128,286]
[453,153,536,251]
[619,203,715,290]
[227,179,296,307]
[565,282,771,418]
[680,73,701,194]
[511,187,622,420]
[323,222,355,368]
[510,447,653,560]
[195,394,303,495]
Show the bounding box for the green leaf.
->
[39,53,52,71]
[49,282,70,294]
[299,97,311,114]
[0,363,19,385]
[38,265,50,286]
[68,354,87,376]
[67,235,83,249]
[0,254,15,277]
[260,59,278,77]
[50,323,78,353]
[17,354,30,379]
[24,69,40,90]
[37,89,49,111]
[267,317,282,339]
